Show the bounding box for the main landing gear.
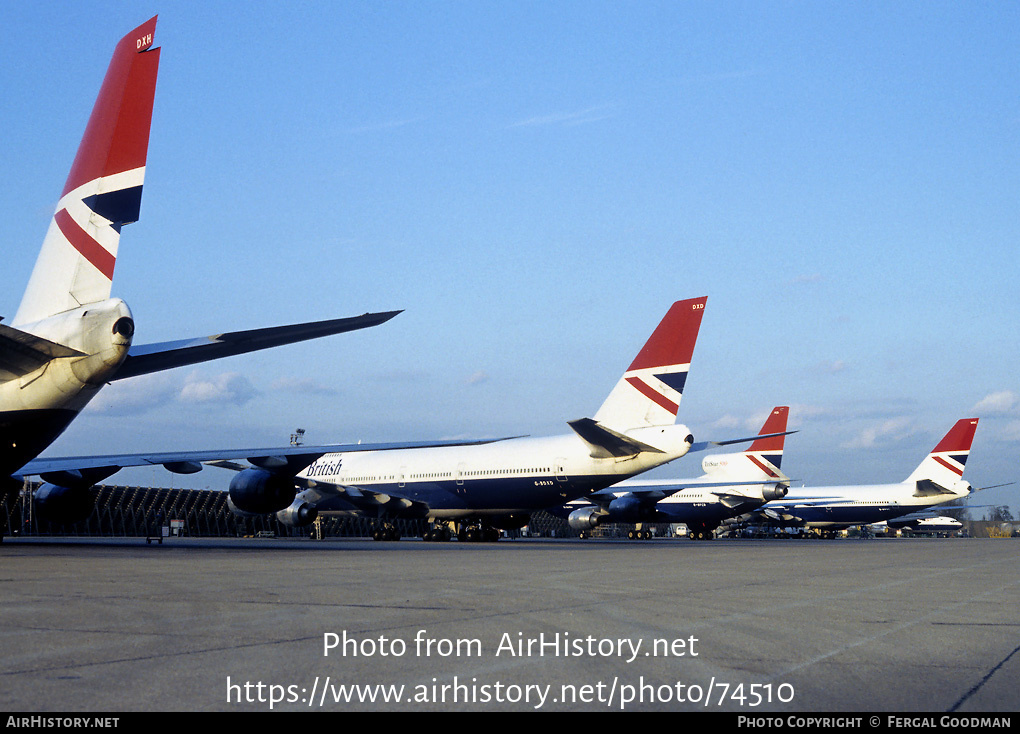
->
[422,522,500,542]
[371,524,401,541]
[687,525,716,541]
[422,525,452,542]
[627,528,653,540]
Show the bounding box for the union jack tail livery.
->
[1,17,399,485]
[593,297,706,431]
[702,406,790,481]
[904,418,979,488]
[744,405,789,476]
[14,17,160,326]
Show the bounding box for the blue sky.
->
[3,2,1018,513]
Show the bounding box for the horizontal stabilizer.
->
[713,489,781,510]
[568,418,664,458]
[689,430,796,453]
[0,324,86,380]
[111,310,401,381]
[913,479,956,498]
[971,482,1015,493]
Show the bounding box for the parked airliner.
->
[738,419,979,536]
[233,297,715,541]
[874,515,964,537]
[0,18,427,526]
[559,406,791,540]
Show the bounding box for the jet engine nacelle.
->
[568,506,607,531]
[228,468,297,514]
[276,500,318,527]
[762,484,788,502]
[607,494,649,522]
[34,483,95,524]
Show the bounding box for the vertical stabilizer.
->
[593,297,706,431]
[13,17,160,326]
[743,405,790,477]
[702,406,790,480]
[904,418,979,486]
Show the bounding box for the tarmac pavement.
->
[1,536,1017,712]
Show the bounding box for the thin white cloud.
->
[709,414,742,430]
[814,360,846,374]
[508,104,617,129]
[465,370,489,386]
[788,404,839,420]
[841,417,915,449]
[88,372,180,416]
[972,390,1018,415]
[178,372,257,406]
[999,421,1020,442]
[741,409,774,432]
[271,376,339,396]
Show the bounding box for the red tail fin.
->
[594,297,707,430]
[14,17,160,326]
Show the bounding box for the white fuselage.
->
[300,423,694,520]
[1,298,133,475]
[769,480,972,528]
[563,476,785,527]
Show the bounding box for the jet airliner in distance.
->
[737,419,980,536]
[222,297,716,541]
[870,515,965,537]
[0,18,437,527]
[559,406,791,540]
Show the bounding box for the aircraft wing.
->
[886,509,946,524]
[582,479,786,509]
[111,310,401,381]
[761,507,804,522]
[578,488,667,509]
[292,481,431,520]
[759,497,844,512]
[16,437,506,482]
[738,496,848,524]
[0,323,86,381]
